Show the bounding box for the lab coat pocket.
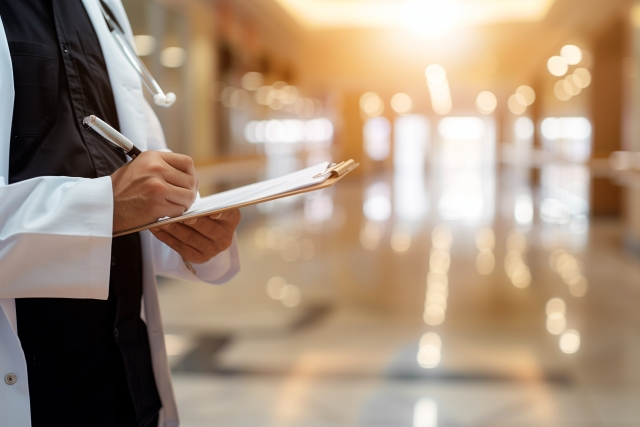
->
[7,41,57,137]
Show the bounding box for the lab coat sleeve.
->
[142,99,241,284]
[0,175,114,299]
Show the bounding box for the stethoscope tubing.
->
[99,0,176,108]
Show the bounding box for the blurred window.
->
[394,115,430,223]
[364,117,391,161]
[540,117,592,163]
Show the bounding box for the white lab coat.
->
[0,1,240,426]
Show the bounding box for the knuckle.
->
[148,162,164,175]
[168,239,182,252]
[185,231,199,246]
[186,174,196,189]
[147,179,166,196]
[182,155,194,168]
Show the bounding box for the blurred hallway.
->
[158,158,640,426]
[120,0,640,425]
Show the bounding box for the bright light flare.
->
[402,0,460,38]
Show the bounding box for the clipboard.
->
[113,159,359,237]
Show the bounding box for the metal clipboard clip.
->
[313,159,358,179]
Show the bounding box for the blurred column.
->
[530,80,543,186]
[341,92,365,176]
[624,2,640,244]
[590,18,624,216]
[184,2,217,160]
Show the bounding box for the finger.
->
[184,216,222,237]
[163,184,197,211]
[210,209,241,224]
[150,227,211,264]
[184,217,235,251]
[160,165,197,191]
[159,222,217,256]
[157,151,196,176]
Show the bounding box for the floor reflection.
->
[158,156,640,427]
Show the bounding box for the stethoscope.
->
[99,0,176,107]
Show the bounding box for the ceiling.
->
[271,0,556,30]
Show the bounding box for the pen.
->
[82,115,142,159]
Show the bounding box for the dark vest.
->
[0,1,161,426]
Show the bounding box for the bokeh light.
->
[476,91,498,115]
[548,56,569,76]
[560,45,583,65]
[241,72,263,91]
[134,35,156,56]
[160,47,186,68]
[516,85,536,106]
[391,93,413,114]
[508,94,527,115]
[560,330,581,354]
[360,92,385,117]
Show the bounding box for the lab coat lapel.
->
[0,16,13,185]
[81,0,147,150]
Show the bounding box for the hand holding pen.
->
[83,115,239,263]
[83,115,198,232]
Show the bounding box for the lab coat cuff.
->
[188,234,240,284]
[84,176,114,300]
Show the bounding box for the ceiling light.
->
[402,0,460,38]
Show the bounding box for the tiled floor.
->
[158,163,640,426]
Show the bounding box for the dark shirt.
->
[0,1,161,426]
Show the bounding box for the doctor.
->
[0,1,240,426]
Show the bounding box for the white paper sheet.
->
[185,162,331,216]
